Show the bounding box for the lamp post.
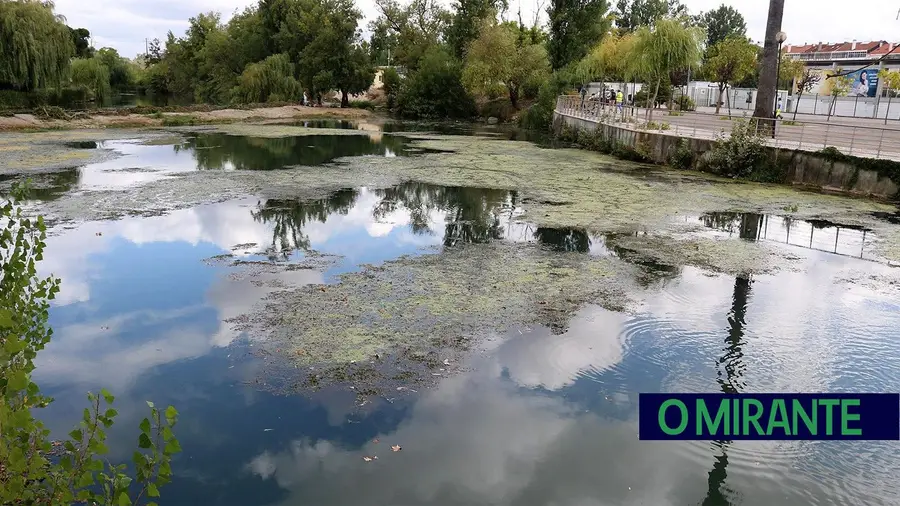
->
[774,31,788,116]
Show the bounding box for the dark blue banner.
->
[639,393,900,440]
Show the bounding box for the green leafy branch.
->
[1,184,180,505]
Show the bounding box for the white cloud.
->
[240,360,708,506]
[489,305,627,390]
[36,311,212,387]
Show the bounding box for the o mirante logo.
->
[638,393,900,440]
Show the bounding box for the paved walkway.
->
[560,98,900,162]
[682,105,900,131]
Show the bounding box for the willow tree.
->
[626,17,702,122]
[232,53,301,103]
[577,33,634,86]
[0,0,74,90]
[70,57,111,103]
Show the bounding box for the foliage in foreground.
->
[0,188,180,505]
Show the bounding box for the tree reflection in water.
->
[175,132,410,170]
[701,212,764,240]
[1,168,80,202]
[374,183,513,247]
[251,182,517,258]
[533,227,591,253]
[251,189,359,260]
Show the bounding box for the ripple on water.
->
[572,254,900,505]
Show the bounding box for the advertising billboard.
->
[847,68,879,97]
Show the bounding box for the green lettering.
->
[742,399,765,435]
[792,399,817,435]
[697,399,729,436]
[733,397,739,435]
[841,399,862,436]
[819,399,840,435]
[659,399,688,435]
[767,399,791,435]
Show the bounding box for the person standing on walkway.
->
[616,90,624,115]
[776,98,783,119]
[580,85,587,109]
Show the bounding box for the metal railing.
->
[555,95,900,161]
[793,50,868,61]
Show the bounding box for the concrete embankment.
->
[552,109,900,200]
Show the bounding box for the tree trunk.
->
[715,84,724,115]
[508,84,519,109]
[648,79,660,123]
[793,91,803,120]
[726,87,732,119]
[341,90,349,108]
[753,0,785,133]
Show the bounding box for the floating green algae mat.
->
[244,242,639,366]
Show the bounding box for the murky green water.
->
[14,122,900,505]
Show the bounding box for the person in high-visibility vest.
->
[616,90,624,113]
[776,98,784,119]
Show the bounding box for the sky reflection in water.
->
[27,134,900,506]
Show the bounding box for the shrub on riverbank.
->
[479,98,517,123]
[349,99,374,110]
[395,49,476,120]
[698,120,767,178]
[668,139,694,170]
[519,69,576,131]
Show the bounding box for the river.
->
[5,119,900,505]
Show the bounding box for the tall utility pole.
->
[753,0,785,129]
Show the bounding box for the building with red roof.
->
[784,40,900,96]
[785,40,900,64]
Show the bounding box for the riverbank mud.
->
[0,104,372,132]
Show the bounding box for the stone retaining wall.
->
[553,110,899,200]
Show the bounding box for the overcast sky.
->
[54,0,900,59]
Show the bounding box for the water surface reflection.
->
[27,182,900,505]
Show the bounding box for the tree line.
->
[0,0,144,108]
[3,0,813,125]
